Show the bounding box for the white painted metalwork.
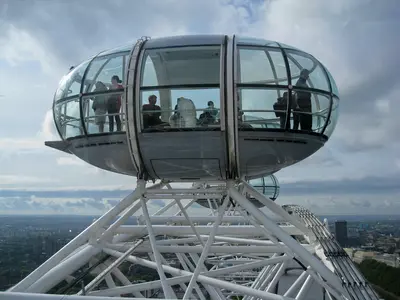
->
[5,178,380,300]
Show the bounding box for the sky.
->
[1,0,400,216]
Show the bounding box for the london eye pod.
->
[48,35,340,181]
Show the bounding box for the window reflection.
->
[290,89,330,133]
[140,46,221,131]
[277,42,301,51]
[83,52,128,93]
[284,50,330,92]
[236,37,279,47]
[54,60,90,101]
[99,44,133,57]
[323,96,339,137]
[247,175,280,200]
[140,89,220,131]
[238,87,331,133]
[239,48,287,85]
[82,90,125,134]
[54,97,83,139]
[239,88,288,129]
[325,67,339,96]
[141,46,221,86]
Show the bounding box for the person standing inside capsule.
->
[108,75,123,132]
[92,81,108,133]
[294,69,312,131]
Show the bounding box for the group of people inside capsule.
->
[92,75,123,133]
[141,68,314,131]
[142,95,218,129]
[274,69,313,131]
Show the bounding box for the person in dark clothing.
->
[294,69,312,131]
[274,92,288,128]
[142,95,162,128]
[274,91,299,129]
[199,101,218,125]
[107,75,123,132]
[92,82,108,133]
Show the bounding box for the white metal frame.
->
[2,179,361,300]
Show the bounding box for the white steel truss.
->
[1,179,380,300]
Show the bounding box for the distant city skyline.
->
[1,178,400,215]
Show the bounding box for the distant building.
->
[335,221,348,247]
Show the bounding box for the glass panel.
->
[285,50,330,92]
[236,36,279,47]
[247,175,279,200]
[83,52,128,93]
[239,48,287,85]
[82,90,125,134]
[268,50,288,85]
[54,97,83,139]
[249,177,264,194]
[325,67,339,96]
[238,87,289,130]
[277,42,300,51]
[54,60,90,101]
[98,44,133,57]
[290,89,330,133]
[141,46,221,86]
[142,55,158,87]
[323,96,339,138]
[140,88,220,131]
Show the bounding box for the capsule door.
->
[132,42,228,181]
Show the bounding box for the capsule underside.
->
[49,35,340,181]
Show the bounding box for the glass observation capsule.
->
[47,35,339,181]
[196,174,279,209]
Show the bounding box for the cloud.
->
[0,175,56,185]
[39,109,59,141]
[56,157,85,167]
[0,24,63,75]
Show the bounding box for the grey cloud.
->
[1,0,245,68]
[349,198,371,208]
[84,198,106,211]
[280,174,400,195]
[107,199,120,206]
[0,189,131,199]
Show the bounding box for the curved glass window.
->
[98,44,133,57]
[83,52,129,93]
[248,175,280,201]
[139,46,221,131]
[54,97,83,139]
[54,60,90,101]
[140,88,220,131]
[323,96,339,137]
[277,42,301,51]
[284,50,330,92]
[290,89,331,133]
[141,46,221,87]
[236,37,279,47]
[324,67,339,97]
[82,90,125,134]
[239,87,289,129]
[239,48,287,85]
